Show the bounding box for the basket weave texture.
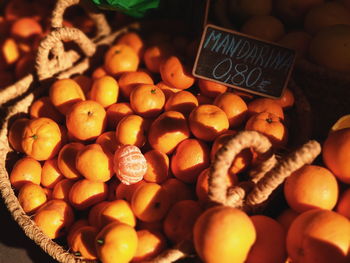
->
[0,0,321,262]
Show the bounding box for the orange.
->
[41,158,64,189]
[336,188,350,219]
[9,156,41,190]
[194,206,256,263]
[95,222,138,263]
[156,81,181,100]
[49,78,86,115]
[88,201,109,228]
[66,100,107,141]
[189,104,229,141]
[143,150,169,183]
[115,114,146,147]
[10,17,42,41]
[34,199,74,239]
[106,102,134,130]
[323,127,350,184]
[90,76,119,108]
[52,179,75,202]
[68,225,98,259]
[278,31,312,59]
[331,114,350,132]
[304,2,350,35]
[18,182,47,214]
[133,230,167,262]
[162,178,194,206]
[0,38,19,67]
[164,90,198,116]
[229,0,272,21]
[29,96,65,124]
[8,117,29,153]
[107,178,120,201]
[211,131,252,174]
[274,87,295,108]
[136,220,163,233]
[246,215,287,263]
[196,168,238,206]
[247,98,284,120]
[96,131,120,155]
[214,92,248,128]
[143,44,173,73]
[115,180,146,203]
[92,66,107,80]
[14,51,35,78]
[171,138,210,184]
[118,71,154,99]
[148,111,190,154]
[196,93,214,105]
[98,200,136,228]
[276,208,300,232]
[57,142,84,180]
[163,200,203,244]
[245,111,287,148]
[69,179,108,210]
[198,79,227,98]
[284,165,339,213]
[67,219,89,247]
[116,32,144,59]
[241,15,285,42]
[76,144,114,182]
[104,44,139,76]
[22,117,62,161]
[131,182,171,222]
[72,75,92,96]
[287,209,350,263]
[43,187,53,200]
[160,56,195,90]
[130,84,165,118]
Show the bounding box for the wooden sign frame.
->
[192,23,296,99]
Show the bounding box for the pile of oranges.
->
[4,12,350,263]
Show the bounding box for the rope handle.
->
[35,27,96,80]
[51,0,111,40]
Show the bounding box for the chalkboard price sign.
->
[193,24,296,98]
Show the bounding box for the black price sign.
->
[193,24,296,98]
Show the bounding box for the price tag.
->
[193,24,296,98]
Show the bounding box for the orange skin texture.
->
[148,111,190,154]
[115,180,146,203]
[68,225,98,260]
[193,206,256,263]
[130,84,165,118]
[92,66,107,80]
[104,44,139,76]
[336,188,350,219]
[57,142,84,180]
[90,75,119,108]
[41,158,64,189]
[88,201,109,228]
[9,156,42,190]
[49,78,86,115]
[52,178,75,203]
[245,111,287,148]
[10,17,43,40]
[163,200,203,244]
[198,79,227,98]
[143,44,173,73]
[276,208,300,232]
[116,32,145,59]
[189,104,229,141]
[18,182,47,214]
[97,200,136,228]
[170,138,210,184]
[214,92,248,128]
[161,178,194,206]
[156,81,181,100]
[287,209,350,263]
[76,144,114,183]
[22,117,62,161]
[143,150,170,184]
[160,56,195,90]
[118,71,154,99]
[8,117,30,153]
[274,87,295,108]
[116,114,146,147]
[284,165,339,213]
[34,199,74,239]
[29,96,65,124]
[69,179,108,210]
[131,182,171,222]
[106,102,134,130]
[1,38,19,67]
[95,222,138,263]
[72,75,92,96]
[66,100,107,141]
[67,219,90,247]
[246,215,287,263]
[164,90,199,116]
[247,98,285,120]
[323,128,350,184]
[133,230,167,262]
[96,131,120,155]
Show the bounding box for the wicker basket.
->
[0,0,320,262]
